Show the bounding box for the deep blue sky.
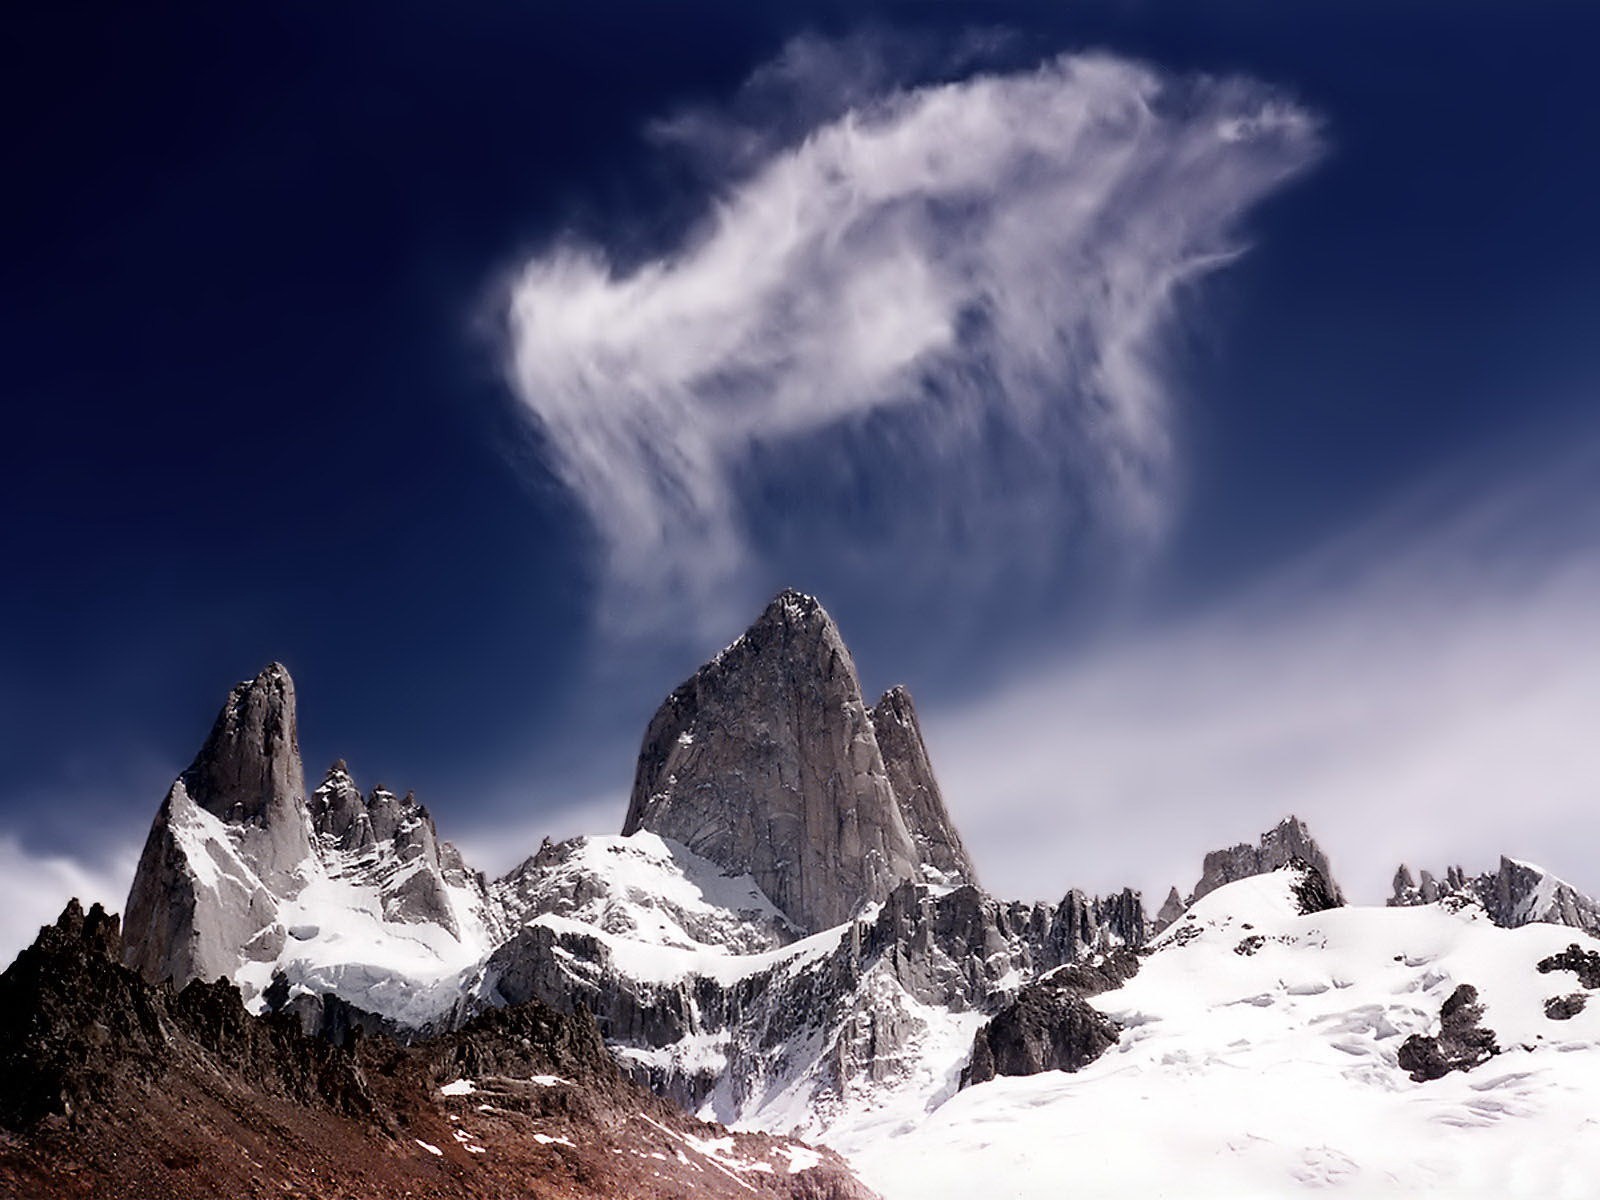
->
[4,1,1599,897]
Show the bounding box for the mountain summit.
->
[623,588,971,931]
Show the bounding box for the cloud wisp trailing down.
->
[504,43,1320,633]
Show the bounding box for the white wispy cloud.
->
[0,835,136,968]
[504,43,1320,633]
[928,440,1600,908]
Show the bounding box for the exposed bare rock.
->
[122,777,289,988]
[1389,856,1600,937]
[176,661,313,891]
[0,901,876,1200]
[481,875,1145,1122]
[1537,943,1600,990]
[1191,816,1345,907]
[623,589,922,933]
[310,764,471,938]
[122,667,495,1018]
[869,685,978,886]
[1545,993,1587,1020]
[1153,886,1185,934]
[123,664,314,987]
[1396,983,1499,1082]
[959,945,1137,1088]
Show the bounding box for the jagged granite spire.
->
[1389,855,1600,936]
[1190,816,1345,906]
[177,662,313,888]
[124,664,313,986]
[1152,886,1185,934]
[870,685,978,887]
[623,589,922,932]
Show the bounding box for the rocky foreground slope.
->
[0,900,871,1200]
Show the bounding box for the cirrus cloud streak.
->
[504,45,1320,632]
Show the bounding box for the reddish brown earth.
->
[0,901,875,1200]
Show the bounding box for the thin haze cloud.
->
[930,440,1600,909]
[504,45,1321,633]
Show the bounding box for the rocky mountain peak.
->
[1191,816,1344,907]
[177,661,312,889]
[623,589,923,932]
[870,684,979,887]
[1389,855,1600,936]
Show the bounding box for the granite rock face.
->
[623,589,924,932]
[178,662,314,891]
[1191,816,1345,907]
[1389,856,1600,937]
[482,873,1147,1122]
[122,778,289,987]
[1152,886,1186,934]
[961,984,1124,1087]
[869,685,977,887]
[123,663,312,987]
[122,667,490,1007]
[307,763,473,938]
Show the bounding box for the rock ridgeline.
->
[623,589,972,933]
[1189,816,1345,907]
[122,663,489,998]
[1389,856,1600,937]
[101,585,1600,1151]
[0,901,871,1200]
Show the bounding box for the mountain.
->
[622,589,952,933]
[0,900,871,1200]
[1389,856,1600,936]
[1189,815,1345,906]
[849,861,1600,1198]
[122,664,500,1031]
[42,587,1600,1196]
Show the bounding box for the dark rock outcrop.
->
[623,589,923,932]
[870,685,978,886]
[1191,816,1345,906]
[1288,857,1342,914]
[1396,984,1499,1082]
[1545,993,1587,1020]
[1537,943,1600,989]
[961,984,1124,1087]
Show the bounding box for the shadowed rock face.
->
[1192,816,1345,907]
[870,685,978,887]
[623,590,922,933]
[123,667,482,994]
[124,664,313,987]
[179,662,312,890]
[1396,983,1499,1082]
[953,966,1132,1088]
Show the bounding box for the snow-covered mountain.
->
[110,589,1600,1196]
[853,862,1600,1198]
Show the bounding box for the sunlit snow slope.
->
[852,869,1600,1199]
